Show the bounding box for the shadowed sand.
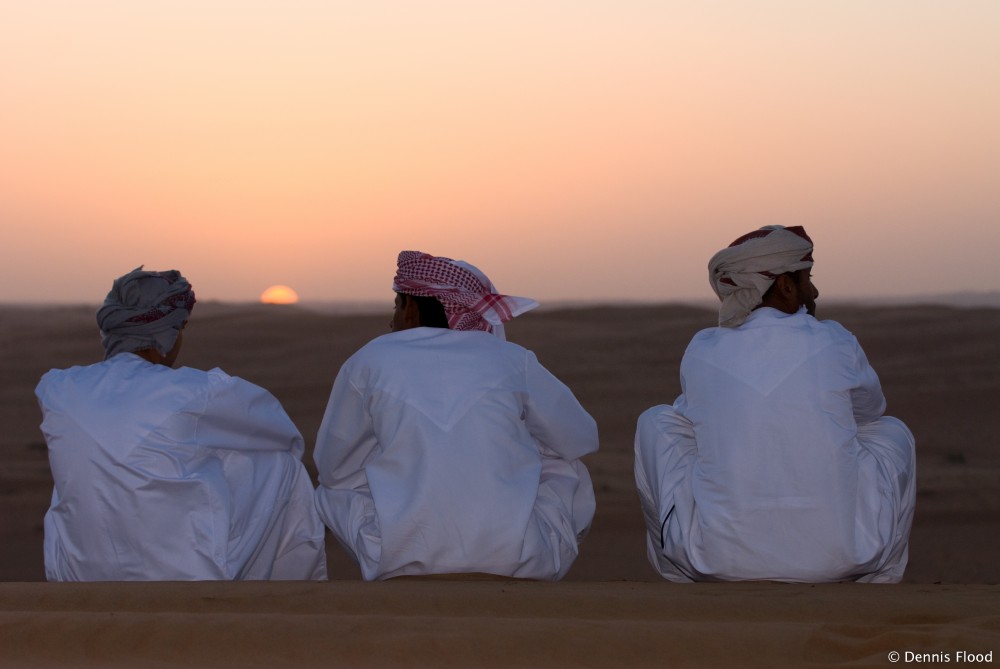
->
[0,581,997,668]
[1,302,998,666]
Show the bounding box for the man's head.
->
[708,225,815,327]
[391,292,449,332]
[390,251,538,339]
[759,268,819,317]
[96,267,196,365]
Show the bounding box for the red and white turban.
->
[393,251,538,339]
[708,226,814,328]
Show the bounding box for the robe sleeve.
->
[195,369,305,457]
[850,340,887,427]
[522,351,598,461]
[313,362,379,489]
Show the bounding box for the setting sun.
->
[260,285,299,305]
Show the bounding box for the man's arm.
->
[197,369,305,457]
[850,341,888,426]
[522,351,598,461]
[311,362,383,577]
[313,365,379,489]
[195,370,327,580]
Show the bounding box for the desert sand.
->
[1,580,997,668]
[2,302,998,666]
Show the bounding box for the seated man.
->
[634,226,915,583]
[37,267,327,581]
[314,251,598,580]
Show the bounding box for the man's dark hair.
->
[403,293,449,329]
[760,269,806,302]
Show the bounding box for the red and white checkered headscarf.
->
[393,251,538,339]
[708,226,814,328]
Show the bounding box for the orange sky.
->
[2,1,998,304]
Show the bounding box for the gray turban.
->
[708,226,814,328]
[96,267,196,359]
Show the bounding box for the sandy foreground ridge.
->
[0,580,997,668]
[1,302,998,666]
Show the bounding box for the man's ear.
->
[402,295,422,328]
[774,273,797,299]
[771,273,802,313]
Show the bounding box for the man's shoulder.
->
[736,310,856,338]
[37,355,136,389]
[36,364,90,398]
[342,329,528,380]
[76,355,238,388]
[347,330,409,358]
[793,315,858,344]
[337,331,416,373]
[688,325,723,342]
[685,313,858,352]
[814,317,854,338]
[686,324,735,350]
[357,328,519,353]
[36,357,214,408]
[161,366,280,408]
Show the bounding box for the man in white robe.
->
[37,267,327,581]
[314,251,598,580]
[635,226,915,583]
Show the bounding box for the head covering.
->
[392,251,538,340]
[96,267,196,359]
[708,225,814,328]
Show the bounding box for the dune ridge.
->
[1,580,998,668]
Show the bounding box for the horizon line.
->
[5,291,1000,312]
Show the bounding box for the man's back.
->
[39,353,327,581]
[675,308,889,580]
[315,327,598,580]
[635,225,914,583]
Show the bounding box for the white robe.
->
[314,328,598,581]
[37,353,327,581]
[634,308,915,583]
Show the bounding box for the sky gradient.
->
[3,1,998,304]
